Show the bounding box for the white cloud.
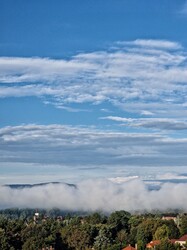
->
[155,173,187,180]
[0,39,187,118]
[117,39,182,50]
[1,179,187,212]
[102,116,187,130]
[0,124,187,171]
[108,176,139,184]
[141,110,154,116]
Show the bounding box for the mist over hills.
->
[1,177,187,212]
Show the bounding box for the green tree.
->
[163,219,180,239]
[116,229,128,248]
[136,219,156,245]
[108,210,131,232]
[85,212,106,225]
[156,239,179,250]
[62,224,97,250]
[154,225,169,240]
[137,239,145,250]
[128,215,143,228]
[180,214,187,236]
[128,215,143,246]
[94,227,113,250]
[22,237,37,250]
[0,228,11,250]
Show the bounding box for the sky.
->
[0,0,187,210]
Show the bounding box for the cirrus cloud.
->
[102,116,187,130]
[0,39,187,118]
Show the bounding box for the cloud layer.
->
[0,124,187,170]
[1,179,187,212]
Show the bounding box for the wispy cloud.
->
[102,116,187,130]
[0,39,187,118]
[108,176,139,184]
[155,173,187,181]
[117,39,182,50]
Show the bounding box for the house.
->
[162,216,179,226]
[162,216,177,221]
[146,234,187,249]
[169,239,177,244]
[146,240,161,249]
[122,244,137,250]
[173,234,187,248]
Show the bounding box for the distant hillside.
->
[4,182,76,189]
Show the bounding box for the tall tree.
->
[154,225,169,240]
[108,211,131,232]
[180,214,187,236]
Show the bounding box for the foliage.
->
[156,239,180,250]
[62,223,97,250]
[154,225,169,240]
[180,214,187,235]
[107,210,131,232]
[94,227,113,250]
[0,209,186,249]
[136,218,157,244]
[84,212,107,225]
[163,219,180,239]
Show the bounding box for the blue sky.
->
[1,0,187,185]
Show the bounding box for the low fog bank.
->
[0,179,187,212]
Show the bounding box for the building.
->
[147,235,187,249]
[33,211,40,223]
[122,244,137,250]
[146,240,161,249]
[161,216,179,226]
[173,234,187,248]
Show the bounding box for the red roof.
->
[169,239,177,244]
[178,234,187,241]
[146,240,161,248]
[122,245,136,250]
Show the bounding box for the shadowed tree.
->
[108,211,131,232]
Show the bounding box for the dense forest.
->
[0,208,187,250]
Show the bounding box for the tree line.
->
[0,209,187,250]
